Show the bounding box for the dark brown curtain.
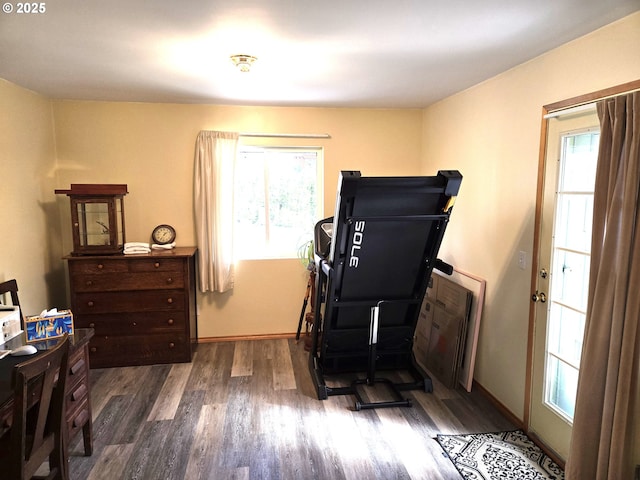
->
[566,92,640,479]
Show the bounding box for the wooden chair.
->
[0,279,25,329]
[1,335,70,480]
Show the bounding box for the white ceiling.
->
[1,0,638,108]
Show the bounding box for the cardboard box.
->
[418,273,472,389]
[25,310,74,342]
[425,303,465,388]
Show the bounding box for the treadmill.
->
[308,170,462,410]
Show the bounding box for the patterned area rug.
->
[436,430,565,480]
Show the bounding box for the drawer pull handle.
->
[70,359,86,376]
[132,322,137,326]
[167,318,174,325]
[72,409,89,429]
[97,264,104,270]
[166,277,173,284]
[86,280,93,286]
[154,262,160,268]
[89,323,95,328]
[71,384,87,401]
[168,342,175,349]
[167,298,173,304]
[87,301,94,307]
[90,347,97,353]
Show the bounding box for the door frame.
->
[524,79,640,465]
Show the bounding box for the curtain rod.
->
[239,132,331,139]
[544,86,640,119]
[544,102,596,119]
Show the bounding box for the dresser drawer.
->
[74,290,185,314]
[66,347,89,392]
[128,258,185,272]
[67,398,90,441]
[88,334,190,368]
[75,311,186,334]
[71,272,185,292]
[68,257,185,275]
[66,381,89,417]
[68,259,129,275]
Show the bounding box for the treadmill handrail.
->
[345,213,450,223]
[330,298,423,308]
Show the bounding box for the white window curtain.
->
[194,131,239,293]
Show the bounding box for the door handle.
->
[531,291,547,303]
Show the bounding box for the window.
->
[544,129,599,421]
[234,146,323,260]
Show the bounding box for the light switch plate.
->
[518,251,527,270]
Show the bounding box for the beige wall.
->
[50,101,424,338]
[0,80,64,314]
[421,11,640,429]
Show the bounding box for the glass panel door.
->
[75,200,111,246]
[545,130,598,421]
[529,108,599,459]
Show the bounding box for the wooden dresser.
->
[65,247,197,368]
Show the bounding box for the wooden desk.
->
[0,328,94,455]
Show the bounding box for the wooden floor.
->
[67,339,516,480]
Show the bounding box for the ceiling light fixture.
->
[230,54,257,73]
